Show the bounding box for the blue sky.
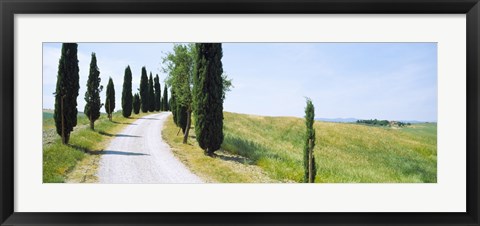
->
[43,43,437,121]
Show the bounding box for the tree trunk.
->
[108,100,112,121]
[183,110,191,144]
[64,133,70,144]
[308,138,313,183]
[61,95,66,144]
[90,119,94,131]
[205,148,214,157]
[89,112,95,130]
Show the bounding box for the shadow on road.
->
[98,131,141,138]
[137,117,159,121]
[111,120,137,125]
[92,150,149,156]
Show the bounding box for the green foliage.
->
[162,44,193,111]
[163,85,169,111]
[139,67,149,113]
[154,74,162,111]
[105,77,115,120]
[121,65,133,118]
[303,98,317,183]
[162,44,194,144]
[357,119,389,126]
[193,43,225,155]
[133,93,141,114]
[148,72,155,112]
[54,43,80,144]
[357,119,411,127]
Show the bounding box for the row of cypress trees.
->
[122,65,169,118]
[55,44,118,143]
[54,43,170,145]
[53,42,226,153]
[53,43,318,182]
[136,66,168,114]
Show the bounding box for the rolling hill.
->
[164,111,437,183]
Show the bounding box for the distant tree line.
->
[356,119,411,127]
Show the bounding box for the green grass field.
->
[164,111,437,183]
[43,110,152,183]
[221,112,437,183]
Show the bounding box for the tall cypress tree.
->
[84,53,103,131]
[54,43,80,144]
[303,98,317,183]
[193,43,224,156]
[163,85,169,111]
[139,67,149,113]
[121,65,133,118]
[105,77,115,121]
[133,93,141,114]
[148,72,155,112]
[154,74,162,111]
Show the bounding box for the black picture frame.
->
[1,0,479,225]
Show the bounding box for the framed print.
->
[1,0,479,225]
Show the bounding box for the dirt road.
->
[97,112,203,183]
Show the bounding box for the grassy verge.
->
[162,115,275,183]
[43,111,154,183]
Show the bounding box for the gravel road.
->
[97,112,203,183]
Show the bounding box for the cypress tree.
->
[154,74,162,111]
[54,43,80,144]
[303,98,317,183]
[121,65,133,118]
[139,67,149,112]
[84,53,103,131]
[193,43,224,156]
[133,93,141,114]
[105,77,115,121]
[148,72,155,112]
[163,85,169,111]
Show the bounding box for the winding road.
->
[97,112,203,183]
